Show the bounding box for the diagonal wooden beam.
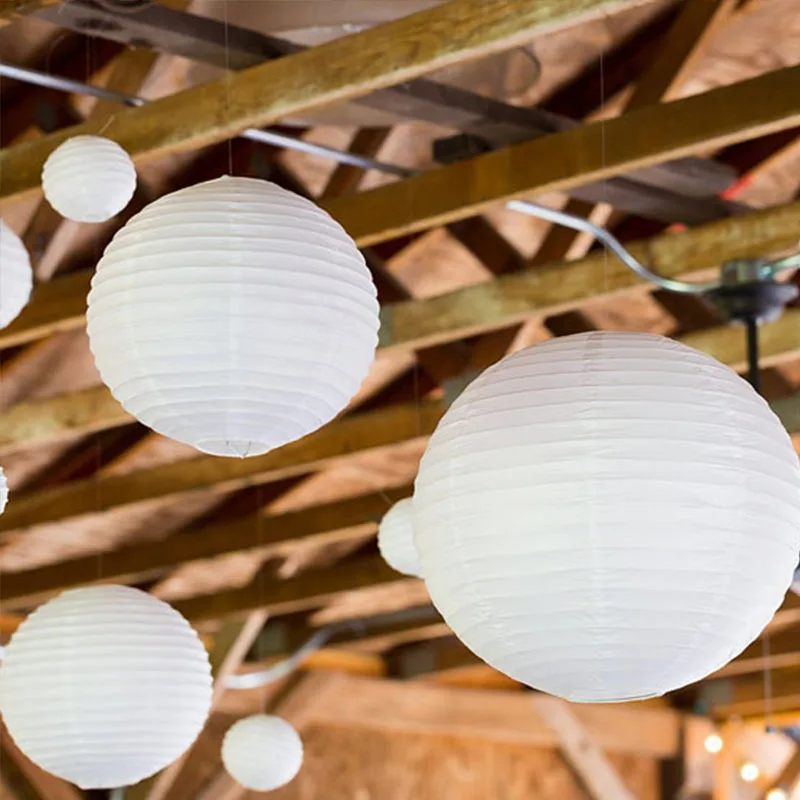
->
[530,694,637,800]
[0,0,651,200]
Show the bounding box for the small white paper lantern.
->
[42,135,137,223]
[87,175,379,458]
[378,497,422,577]
[0,221,33,329]
[222,715,303,791]
[0,585,212,789]
[0,467,7,515]
[413,331,800,703]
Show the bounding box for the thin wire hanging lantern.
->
[86,175,379,458]
[0,585,213,789]
[0,220,33,329]
[378,497,423,577]
[413,331,800,703]
[42,135,137,223]
[222,715,303,792]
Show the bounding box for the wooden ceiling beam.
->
[326,65,800,246]
[0,487,411,608]
[174,553,414,624]
[0,0,649,200]
[0,402,441,535]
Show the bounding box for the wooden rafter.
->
[0,0,652,200]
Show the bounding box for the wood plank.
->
[304,674,681,758]
[0,402,441,535]
[530,694,637,800]
[625,0,738,107]
[326,66,800,246]
[319,128,392,200]
[174,553,415,624]
[0,0,649,200]
[0,488,411,607]
[376,199,800,352]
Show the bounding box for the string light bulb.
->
[740,763,760,783]
[767,789,787,800]
[704,733,724,754]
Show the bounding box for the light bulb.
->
[767,789,787,800]
[741,763,760,783]
[704,733,724,754]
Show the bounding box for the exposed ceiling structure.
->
[0,0,800,797]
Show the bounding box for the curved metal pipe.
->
[505,199,720,295]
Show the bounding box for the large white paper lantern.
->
[222,715,303,791]
[0,585,212,789]
[413,331,800,703]
[0,467,7,515]
[0,221,33,329]
[42,135,136,223]
[87,175,379,458]
[378,497,422,577]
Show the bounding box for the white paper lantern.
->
[0,467,7,515]
[378,497,422,577]
[413,331,800,703]
[0,585,212,789]
[0,220,33,329]
[87,175,379,458]
[42,135,137,223]
[222,715,303,791]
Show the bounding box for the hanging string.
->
[223,0,233,176]
[746,317,775,733]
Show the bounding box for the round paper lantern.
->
[413,331,800,703]
[378,498,422,577]
[0,585,212,789]
[42,135,137,223]
[222,715,303,791]
[0,221,33,329]
[87,175,379,458]
[0,467,7,515]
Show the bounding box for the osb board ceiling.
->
[0,4,798,775]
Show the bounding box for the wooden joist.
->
[174,554,414,623]
[0,487,411,607]
[0,0,651,200]
[327,65,800,246]
[0,402,440,534]
[0,0,60,26]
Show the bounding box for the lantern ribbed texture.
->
[0,221,33,329]
[86,175,379,458]
[378,498,423,577]
[0,467,7,515]
[222,715,303,791]
[0,585,213,789]
[413,331,800,703]
[42,135,137,223]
